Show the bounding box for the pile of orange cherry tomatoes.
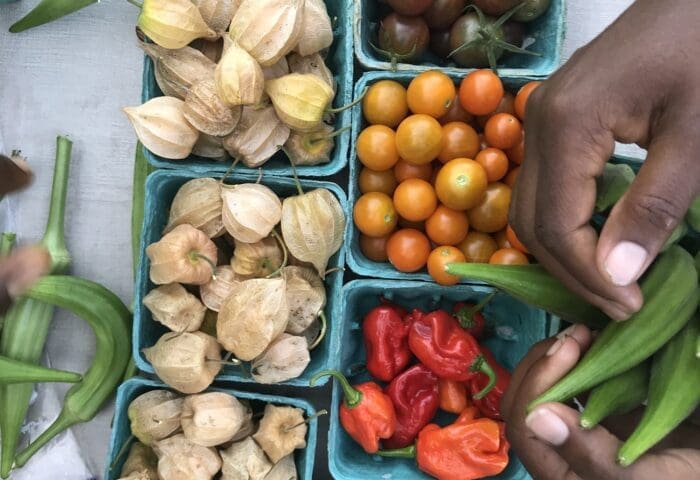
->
[353,69,539,285]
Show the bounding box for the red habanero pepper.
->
[470,347,511,420]
[408,310,497,399]
[379,297,408,318]
[378,408,510,480]
[363,305,414,382]
[452,292,496,339]
[384,364,440,449]
[311,370,396,454]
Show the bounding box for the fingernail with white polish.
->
[546,338,565,356]
[526,408,570,446]
[604,241,648,287]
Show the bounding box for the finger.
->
[506,336,590,480]
[0,247,51,298]
[0,154,33,197]
[527,403,700,480]
[502,324,592,417]
[597,130,700,288]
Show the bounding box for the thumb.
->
[596,136,699,288]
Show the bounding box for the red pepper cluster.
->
[313,296,512,480]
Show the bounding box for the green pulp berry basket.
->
[354,0,566,77]
[140,0,353,177]
[133,169,347,387]
[346,70,541,281]
[327,280,559,480]
[105,378,318,480]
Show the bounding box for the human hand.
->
[502,324,700,480]
[510,0,700,320]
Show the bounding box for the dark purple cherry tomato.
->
[512,0,551,22]
[429,29,452,59]
[449,13,504,68]
[378,13,430,63]
[423,0,467,30]
[472,0,520,16]
[387,0,434,16]
[502,20,527,49]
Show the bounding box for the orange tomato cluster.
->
[354,70,539,285]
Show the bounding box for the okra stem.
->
[41,136,72,273]
[0,233,16,257]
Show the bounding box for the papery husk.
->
[222,105,290,168]
[300,316,322,347]
[262,56,290,81]
[190,38,224,63]
[139,42,216,100]
[230,403,255,442]
[165,178,224,238]
[220,437,272,480]
[265,73,334,132]
[251,334,310,384]
[185,78,242,136]
[281,188,345,278]
[295,0,333,56]
[282,266,325,334]
[147,224,219,285]
[192,133,228,160]
[182,392,251,447]
[229,0,304,66]
[192,0,241,33]
[215,37,265,107]
[287,52,335,93]
[265,455,298,480]
[120,442,158,480]
[253,404,307,464]
[143,283,207,333]
[128,390,184,446]
[200,266,245,312]
[124,97,200,160]
[144,331,222,394]
[231,236,283,278]
[221,183,282,243]
[216,277,289,361]
[154,434,222,480]
[284,123,335,166]
[138,0,217,49]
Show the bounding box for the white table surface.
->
[0,1,636,477]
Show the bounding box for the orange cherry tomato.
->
[439,95,474,125]
[476,92,516,128]
[425,204,470,246]
[504,166,520,188]
[393,178,438,222]
[459,69,504,116]
[489,248,529,265]
[479,133,489,151]
[434,158,488,211]
[457,232,498,263]
[396,114,444,165]
[398,217,426,230]
[438,122,480,164]
[394,159,434,183]
[359,167,398,195]
[475,148,509,182]
[506,135,525,165]
[360,234,390,262]
[428,246,466,285]
[467,182,512,233]
[407,70,457,119]
[484,113,522,150]
[514,81,541,121]
[506,224,530,254]
[387,229,431,272]
[353,192,398,237]
[357,125,399,171]
[363,79,409,127]
[493,229,511,249]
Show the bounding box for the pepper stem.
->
[455,292,496,329]
[376,445,417,458]
[326,87,368,114]
[42,136,73,274]
[471,355,498,400]
[283,409,328,432]
[308,311,327,351]
[0,233,16,257]
[309,370,363,408]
